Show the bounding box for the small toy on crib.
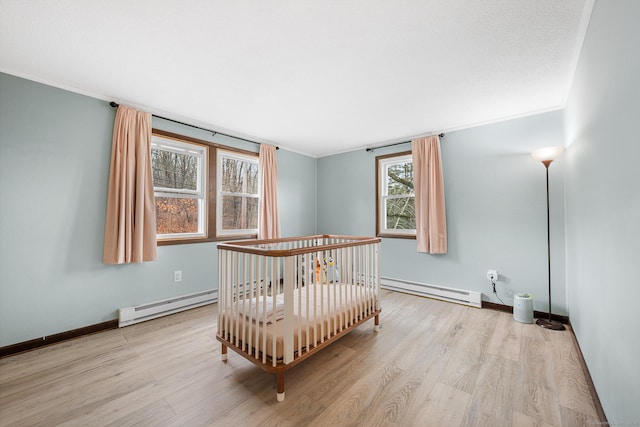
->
[322,256,340,283]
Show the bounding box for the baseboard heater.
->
[119,289,218,327]
[381,277,481,308]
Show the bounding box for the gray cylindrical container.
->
[513,293,534,323]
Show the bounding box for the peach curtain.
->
[258,144,281,239]
[102,105,157,264]
[411,135,447,254]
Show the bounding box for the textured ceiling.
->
[0,0,592,157]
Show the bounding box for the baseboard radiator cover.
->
[381,277,481,308]
[119,289,218,327]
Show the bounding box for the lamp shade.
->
[531,146,564,162]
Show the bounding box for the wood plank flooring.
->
[0,290,601,426]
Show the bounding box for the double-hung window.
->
[217,150,259,236]
[150,129,260,244]
[152,134,207,240]
[376,151,416,238]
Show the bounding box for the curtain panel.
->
[411,135,447,254]
[102,105,157,264]
[258,144,281,239]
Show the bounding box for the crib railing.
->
[217,235,381,367]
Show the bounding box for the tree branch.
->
[388,170,414,190]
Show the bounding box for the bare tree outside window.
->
[385,161,415,230]
[152,145,203,235]
[153,150,198,191]
[377,152,416,237]
[220,156,258,231]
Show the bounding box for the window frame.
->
[151,129,259,246]
[152,134,208,241]
[216,148,260,238]
[376,150,417,239]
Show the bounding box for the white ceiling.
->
[0,0,592,157]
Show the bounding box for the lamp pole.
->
[533,154,565,331]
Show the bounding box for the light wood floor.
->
[0,290,601,427]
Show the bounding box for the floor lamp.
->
[531,146,565,331]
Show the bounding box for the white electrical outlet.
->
[487,270,498,282]
[174,270,182,283]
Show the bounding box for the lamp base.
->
[536,318,565,331]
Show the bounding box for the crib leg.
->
[374,314,380,332]
[276,373,285,402]
[221,344,228,362]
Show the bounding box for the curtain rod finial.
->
[109,101,119,108]
[439,133,445,138]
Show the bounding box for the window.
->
[217,150,259,236]
[376,151,416,238]
[151,129,259,244]
[152,134,207,240]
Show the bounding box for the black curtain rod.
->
[365,133,445,152]
[109,101,277,150]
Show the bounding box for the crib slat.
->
[225,251,232,341]
[313,253,318,347]
[319,250,325,344]
[364,244,370,317]
[375,242,381,311]
[246,255,254,353]
[261,256,267,363]
[218,250,224,343]
[296,254,303,357]
[307,254,312,350]
[338,248,344,332]
[271,257,277,367]
[283,256,295,364]
[240,253,247,348]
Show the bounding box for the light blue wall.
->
[564,0,640,423]
[318,111,566,314]
[0,73,316,347]
[275,148,317,236]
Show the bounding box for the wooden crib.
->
[216,234,381,401]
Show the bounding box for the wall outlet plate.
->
[487,270,498,281]
[174,270,182,283]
